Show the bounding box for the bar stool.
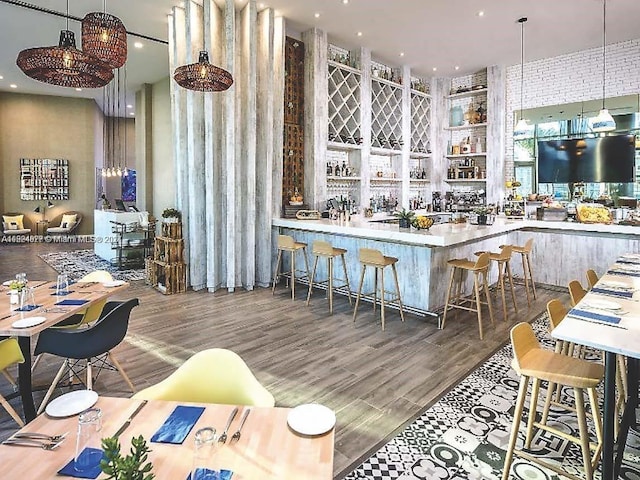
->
[509,237,537,307]
[352,248,404,331]
[474,245,517,321]
[503,322,603,480]
[442,252,494,340]
[271,234,310,301]
[306,240,352,314]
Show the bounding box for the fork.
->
[231,408,251,443]
[14,432,67,442]
[218,407,238,443]
[3,438,64,449]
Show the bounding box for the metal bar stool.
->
[503,322,604,480]
[271,234,310,301]
[352,248,404,331]
[306,240,352,314]
[510,237,537,307]
[442,252,494,340]
[475,245,518,321]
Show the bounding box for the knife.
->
[113,400,148,438]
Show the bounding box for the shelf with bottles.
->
[447,69,488,131]
[371,60,403,86]
[326,150,360,180]
[445,179,487,184]
[445,123,487,131]
[328,43,361,71]
[368,193,399,214]
[446,87,488,99]
[445,153,486,159]
[446,154,486,181]
[327,140,362,151]
[410,76,430,96]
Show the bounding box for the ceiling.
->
[1,0,639,116]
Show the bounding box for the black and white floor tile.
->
[343,316,640,480]
[38,249,146,281]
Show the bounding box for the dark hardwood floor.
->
[0,242,567,477]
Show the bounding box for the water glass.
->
[56,274,69,295]
[191,427,220,480]
[15,272,27,284]
[74,408,103,472]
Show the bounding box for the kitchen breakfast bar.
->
[273,216,640,318]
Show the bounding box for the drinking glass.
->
[191,427,220,480]
[74,408,103,472]
[56,274,69,295]
[15,272,27,284]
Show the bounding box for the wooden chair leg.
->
[302,247,311,282]
[541,381,556,425]
[473,272,484,340]
[391,263,404,322]
[525,378,541,448]
[340,254,352,305]
[37,361,68,415]
[306,256,319,306]
[271,250,282,294]
[373,267,378,314]
[521,252,532,307]
[502,375,530,480]
[587,387,604,464]
[526,253,537,299]
[109,352,135,393]
[482,269,495,324]
[2,368,16,387]
[574,388,594,480]
[328,257,334,314]
[505,260,518,314]
[290,251,296,300]
[352,265,366,323]
[497,262,507,321]
[380,267,386,331]
[0,394,23,427]
[441,267,457,330]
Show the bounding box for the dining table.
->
[551,253,640,480]
[0,280,129,422]
[0,396,335,479]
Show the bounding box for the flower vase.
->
[9,290,19,311]
[398,218,411,229]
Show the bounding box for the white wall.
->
[151,77,175,219]
[504,38,640,174]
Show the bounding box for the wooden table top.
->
[0,396,335,479]
[552,257,640,359]
[0,280,129,337]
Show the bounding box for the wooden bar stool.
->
[271,234,310,301]
[306,240,352,314]
[441,252,494,340]
[475,245,518,321]
[352,248,404,331]
[503,322,604,480]
[510,238,537,307]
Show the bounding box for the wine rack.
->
[328,61,362,147]
[410,90,431,156]
[283,36,305,204]
[371,78,403,150]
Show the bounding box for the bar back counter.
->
[273,216,640,317]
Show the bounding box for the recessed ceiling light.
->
[455,66,460,70]
[10,84,17,88]
[357,31,362,37]
[314,12,320,18]
[134,41,143,49]
[75,88,82,91]
[259,3,265,8]
[399,52,405,57]
[342,0,348,4]
[432,67,437,72]
[0,75,3,80]
[127,104,133,109]
[478,11,484,17]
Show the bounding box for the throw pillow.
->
[61,222,68,229]
[8,222,18,230]
[2,215,24,230]
[61,214,77,226]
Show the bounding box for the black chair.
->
[35,299,139,414]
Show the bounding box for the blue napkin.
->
[51,290,75,296]
[187,469,234,480]
[55,299,90,306]
[591,287,633,298]
[151,405,205,444]
[15,304,41,312]
[569,308,621,325]
[607,269,640,278]
[57,447,105,479]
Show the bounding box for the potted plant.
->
[473,206,492,225]
[394,208,415,229]
[161,208,181,224]
[100,435,155,480]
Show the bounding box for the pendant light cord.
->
[602,0,607,110]
[65,0,68,30]
[517,17,527,123]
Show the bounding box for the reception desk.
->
[94,210,147,262]
[272,216,640,317]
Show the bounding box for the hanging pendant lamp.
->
[16,1,113,89]
[82,9,127,69]
[513,17,530,140]
[590,0,616,133]
[174,50,233,92]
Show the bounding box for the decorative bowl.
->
[411,216,434,230]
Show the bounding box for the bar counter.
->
[272,216,640,317]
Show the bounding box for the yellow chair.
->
[133,349,275,407]
[586,269,599,289]
[76,271,114,326]
[568,279,587,306]
[0,338,26,426]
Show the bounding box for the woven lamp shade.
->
[17,30,113,89]
[82,12,127,69]
[174,51,233,92]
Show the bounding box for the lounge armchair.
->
[2,213,31,236]
[46,211,82,235]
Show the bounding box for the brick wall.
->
[504,38,640,175]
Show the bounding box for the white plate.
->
[618,264,640,272]
[103,280,126,288]
[11,316,46,328]
[45,390,99,418]
[287,404,336,436]
[584,299,622,311]
[600,281,633,290]
[2,280,12,286]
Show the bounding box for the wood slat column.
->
[430,77,449,195]
[487,64,506,205]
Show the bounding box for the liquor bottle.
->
[341,161,347,176]
[327,162,333,176]
[421,168,426,179]
[334,162,341,177]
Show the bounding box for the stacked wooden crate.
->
[146,222,187,294]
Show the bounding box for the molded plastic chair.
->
[35,299,139,414]
[0,338,25,426]
[132,348,275,407]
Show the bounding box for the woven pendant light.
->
[174,50,233,92]
[82,11,127,69]
[17,29,114,88]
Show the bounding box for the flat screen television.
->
[537,134,636,183]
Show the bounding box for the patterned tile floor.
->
[38,249,146,281]
[343,316,640,480]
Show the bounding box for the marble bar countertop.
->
[273,215,640,248]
